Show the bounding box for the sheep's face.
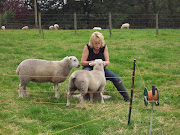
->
[89,59,103,66]
[89,59,104,71]
[69,56,80,68]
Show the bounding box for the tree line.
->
[0,0,179,28]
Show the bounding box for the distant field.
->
[0,29,179,134]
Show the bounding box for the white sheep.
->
[93,27,102,30]
[1,26,5,30]
[49,25,54,30]
[22,26,29,30]
[16,56,80,98]
[121,23,130,29]
[54,24,59,30]
[66,59,106,106]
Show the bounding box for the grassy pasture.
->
[0,29,180,135]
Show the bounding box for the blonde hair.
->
[89,32,105,48]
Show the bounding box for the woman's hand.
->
[103,61,106,67]
[88,60,95,66]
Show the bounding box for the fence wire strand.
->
[0,99,179,134]
[0,64,179,134]
[50,107,127,134]
[0,89,180,96]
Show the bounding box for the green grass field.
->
[0,29,179,135]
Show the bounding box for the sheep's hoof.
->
[18,95,23,98]
[55,95,59,99]
[24,94,28,97]
[101,101,105,104]
[103,95,111,99]
[72,94,80,98]
[80,102,83,104]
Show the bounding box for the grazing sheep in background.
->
[1,26,5,30]
[66,59,106,106]
[93,27,102,30]
[54,24,59,30]
[49,25,54,30]
[121,23,130,29]
[16,56,80,98]
[22,26,29,30]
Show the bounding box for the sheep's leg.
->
[79,90,87,104]
[66,91,74,106]
[89,92,93,102]
[54,83,59,99]
[99,87,105,104]
[18,83,23,98]
[79,93,84,104]
[19,83,27,98]
[19,78,30,98]
[100,92,104,104]
[67,78,77,106]
[23,86,28,97]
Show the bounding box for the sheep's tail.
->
[16,65,20,75]
[70,73,76,83]
[72,77,76,83]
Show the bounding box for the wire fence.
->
[0,62,180,134]
[1,13,180,29]
[0,63,179,96]
[0,13,179,133]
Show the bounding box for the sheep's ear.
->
[67,56,72,60]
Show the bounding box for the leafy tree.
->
[0,0,7,14]
[1,0,179,28]
[2,0,31,22]
[2,10,15,23]
[24,0,64,14]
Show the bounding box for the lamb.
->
[121,23,130,29]
[54,24,59,30]
[93,27,102,30]
[49,25,54,30]
[22,26,29,30]
[1,26,5,30]
[16,56,80,98]
[66,59,106,106]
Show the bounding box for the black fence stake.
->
[128,59,136,125]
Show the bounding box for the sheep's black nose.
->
[77,64,80,68]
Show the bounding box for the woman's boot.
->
[113,81,130,101]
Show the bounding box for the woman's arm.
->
[81,45,94,66]
[81,45,110,67]
[103,45,110,66]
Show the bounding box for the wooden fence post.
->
[74,12,77,35]
[34,0,38,28]
[109,12,112,37]
[38,12,42,35]
[156,13,158,36]
[0,14,1,27]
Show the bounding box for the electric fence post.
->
[128,59,136,125]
